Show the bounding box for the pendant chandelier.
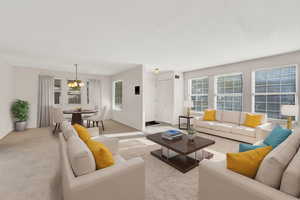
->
[68,64,84,89]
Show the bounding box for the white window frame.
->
[251,64,298,120]
[214,72,243,111]
[112,80,123,111]
[53,78,90,105]
[188,76,209,113]
[53,78,63,105]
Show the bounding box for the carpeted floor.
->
[0,121,239,200]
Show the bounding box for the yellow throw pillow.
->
[73,124,91,143]
[203,109,216,121]
[86,140,115,169]
[243,113,263,128]
[227,146,272,178]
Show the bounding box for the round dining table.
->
[63,109,97,126]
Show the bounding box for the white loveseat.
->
[193,110,272,143]
[198,160,298,200]
[59,126,145,200]
[198,130,300,200]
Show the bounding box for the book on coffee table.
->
[162,130,183,140]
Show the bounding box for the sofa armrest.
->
[255,122,272,141]
[91,136,119,155]
[198,160,297,200]
[69,157,145,200]
[191,114,204,125]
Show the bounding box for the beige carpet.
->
[0,123,239,200]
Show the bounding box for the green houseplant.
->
[11,99,29,131]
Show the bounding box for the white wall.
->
[0,61,15,139]
[14,66,112,128]
[111,65,145,130]
[144,72,156,122]
[173,72,184,124]
[155,71,184,125]
[184,50,300,118]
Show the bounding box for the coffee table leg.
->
[167,148,170,160]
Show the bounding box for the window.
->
[54,79,62,104]
[253,65,297,119]
[86,81,90,104]
[216,73,243,111]
[67,80,81,104]
[189,77,209,112]
[113,80,123,110]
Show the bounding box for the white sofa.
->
[59,127,145,200]
[198,129,300,200]
[193,110,272,143]
[198,160,298,200]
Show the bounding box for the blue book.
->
[165,130,181,135]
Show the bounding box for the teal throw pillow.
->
[239,143,267,152]
[263,125,292,149]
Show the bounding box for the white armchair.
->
[59,133,145,200]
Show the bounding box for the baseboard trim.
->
[0,128,13,140]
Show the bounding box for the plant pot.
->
[15,121,27,132]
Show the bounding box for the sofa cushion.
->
[280,148,300,197]
[61,121,78,140]
[227,146,272,178]
[203,109,216,121]
[243,113,263,128]
[73,124,92,143]
[255,131,300,188]
[194,120,217,129]
[86,139,115,169]
[240,112,267,125]
[239,143,267,152]
[212,122,234,133]
[263,125,292,149]
[195,120,233,132]
[222,111,240,124]
[67,135,96,177]
[231,126,256,138]
[216,110,223,121]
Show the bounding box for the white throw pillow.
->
[61,121,78,140]
[221,111,240,124]
[280,146,300,197]
[67,135,96,176]
[216,110,223,121]
[255,130,300,188]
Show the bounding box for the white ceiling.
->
[0,0,300,75]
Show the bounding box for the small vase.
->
[188,134,195,141]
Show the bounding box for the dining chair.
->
[86,106,107,131]
[52,107,66,134]
[82,105,98,126]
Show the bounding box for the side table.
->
[178,115,194,130]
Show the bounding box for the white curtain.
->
[89,79,101,109]
[37,75,54,128]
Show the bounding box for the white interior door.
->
[156,79,173,124]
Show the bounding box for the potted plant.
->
[11,99,29,131]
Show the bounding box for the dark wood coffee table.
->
[146,132,215,173]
